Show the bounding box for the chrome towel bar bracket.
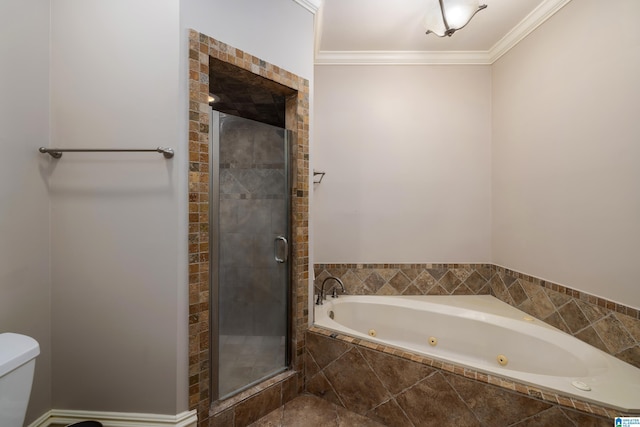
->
[39,147,174,159]
[313,170,325,184]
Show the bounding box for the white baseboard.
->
[27,411,52,427]
[28,409,197,427]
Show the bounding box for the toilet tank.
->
[0,333,40,427]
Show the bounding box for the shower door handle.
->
[274,236,288,263]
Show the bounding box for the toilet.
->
[0,333,40,427]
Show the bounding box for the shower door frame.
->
[209,110,293,401]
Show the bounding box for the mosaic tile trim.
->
[307,327,629,422]
[314,263,640,369]
[188,29,310,427]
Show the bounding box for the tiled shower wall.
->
[314,264,640,369]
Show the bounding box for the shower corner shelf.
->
[313,170,325,184]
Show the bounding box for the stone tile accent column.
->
[188,30,309,426]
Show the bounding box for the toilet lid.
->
[0,333,40,377]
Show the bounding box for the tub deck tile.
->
[367,398,413,426]
[445,372,553,427]
[306,328,622,425]
[322,348,391,415]
[560,407,613,427]
[359,346,435,396]
[395,372,481,426]
[305,332,350,370]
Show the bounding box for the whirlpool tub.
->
[313,295,640,413]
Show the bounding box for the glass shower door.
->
[210,111,290,399]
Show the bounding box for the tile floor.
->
[249,394,384,427]
[51,395,380,427]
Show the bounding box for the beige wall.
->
[492,0,640,308]
[314,1,640,309]
[43,0,315,418]
[0,0,52,424]
[181,0,315,80]
[49,0,185,414]
[313,65,492,263]
[2,0,313,420]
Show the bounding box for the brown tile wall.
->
[188,29,309,427]
[306,329,620,426]
[314,263,640,369]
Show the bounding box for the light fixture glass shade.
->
[424,0,487,37]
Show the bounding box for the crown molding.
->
[315,50,491,65]
[488,0,572,63]
[292,0,322,14]
[314,0,572,65]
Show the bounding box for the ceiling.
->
[314,0,571,64]
[207,0,573,125]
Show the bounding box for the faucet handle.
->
[331,287,340,298]
[316,292,324,305]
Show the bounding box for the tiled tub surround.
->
[188,29,310,426]
[305,328,616,426]
[312,294,640,414]
[313,264,640,370]
[314,264,494,297]
[491,266,640,370]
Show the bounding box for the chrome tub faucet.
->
[316,276,346,305]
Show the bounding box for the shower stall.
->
[209,111,291,400]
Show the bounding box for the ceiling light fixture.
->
[424,0,487,37]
